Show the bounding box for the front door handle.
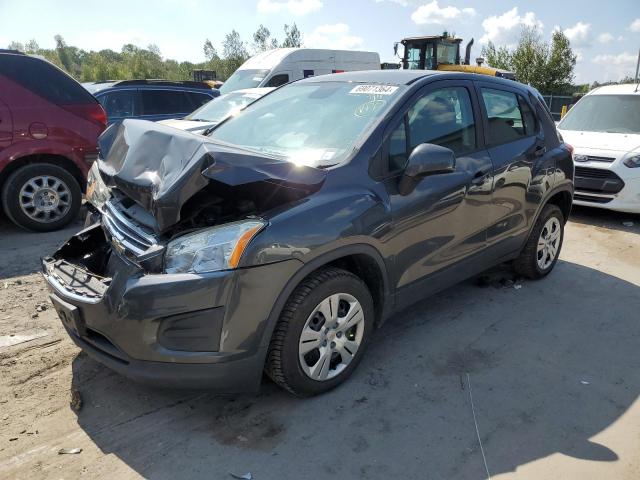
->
[534,145,547,157]
[471,170,489,186]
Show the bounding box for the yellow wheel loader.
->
[395,34,516,80]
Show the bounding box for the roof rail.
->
[111,79,212,89]
[0,49,25,55]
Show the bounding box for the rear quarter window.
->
[0,54,96,105]
[185,92,212,110]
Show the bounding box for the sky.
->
[1,0,639,84]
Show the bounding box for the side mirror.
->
[398,143,455,195]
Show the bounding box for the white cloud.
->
[257,0,322,15]
[562,21,591,47]
[304,24,364,50]
[590,51,638,82]
[592,52,637,66]
[480,8,543,46]
[597,32,614,44]
[411,1,476,25]
[374,0,409,6]
[630,18,640,32]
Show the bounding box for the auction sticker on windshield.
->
[350,85,399,95]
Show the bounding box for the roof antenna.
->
[635,48,640,93]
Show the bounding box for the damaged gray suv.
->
[43,71,573,396]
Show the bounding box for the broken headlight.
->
[164,219,265,274]
[86,161,110,210]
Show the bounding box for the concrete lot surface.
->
[0,206,639,479]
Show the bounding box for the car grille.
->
[575,155,615,163]
[574,166,625,195]
[102,201,157,257]
[574,167,617,179]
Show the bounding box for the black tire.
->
[513,204,564,279]
[1,163,82,232]
[265,267,375,397]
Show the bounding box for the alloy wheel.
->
[18,175,71,223]
[536,217,561,270]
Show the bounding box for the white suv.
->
[557,84,640,213]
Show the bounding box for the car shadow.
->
[0,214,84,279]
[569,205,639,234]
[70,260,640,479]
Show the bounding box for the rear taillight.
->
[89,104,107,127]
[60,103,107,129]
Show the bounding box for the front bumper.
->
[573,174,640,214]
[42,223,302,391]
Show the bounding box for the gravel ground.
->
[0,206,638,480]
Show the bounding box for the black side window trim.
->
[517,94,539,137]
[376,80,485,179]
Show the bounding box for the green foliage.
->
[282,23,303,48]
[4,25,302,83]
[482,26,577,94]
[253,25,278,53]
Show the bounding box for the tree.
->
[482,43,512,71]
[253,25,278,53]
[203,39,219,61]
[482,26,576,93]
[282,23,302,48]
[542,30,576,93]
[7,41,24,52]
[222,30,249,77]
[25,39,40,53]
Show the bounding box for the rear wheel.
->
[513,204,564,279]
[1,163,82,232]
[265,267,374,396]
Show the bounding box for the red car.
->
[0,50,106,231]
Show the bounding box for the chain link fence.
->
[541,95,574,121]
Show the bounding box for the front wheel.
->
[513,204,565,279]
[265,267,374,397]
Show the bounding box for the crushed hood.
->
[98,119,326,232]
[157,118,217,133]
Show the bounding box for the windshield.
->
[437,41,458,65]
[559,95,640,134]
[219,69,269,94]
[209,82,403,167]
[186,91,263,123]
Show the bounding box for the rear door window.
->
[0,54,96,105]
[98,90,136,119]
[140,90,193,115]
[481,88,537,144]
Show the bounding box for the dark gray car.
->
[42,71,574,396]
